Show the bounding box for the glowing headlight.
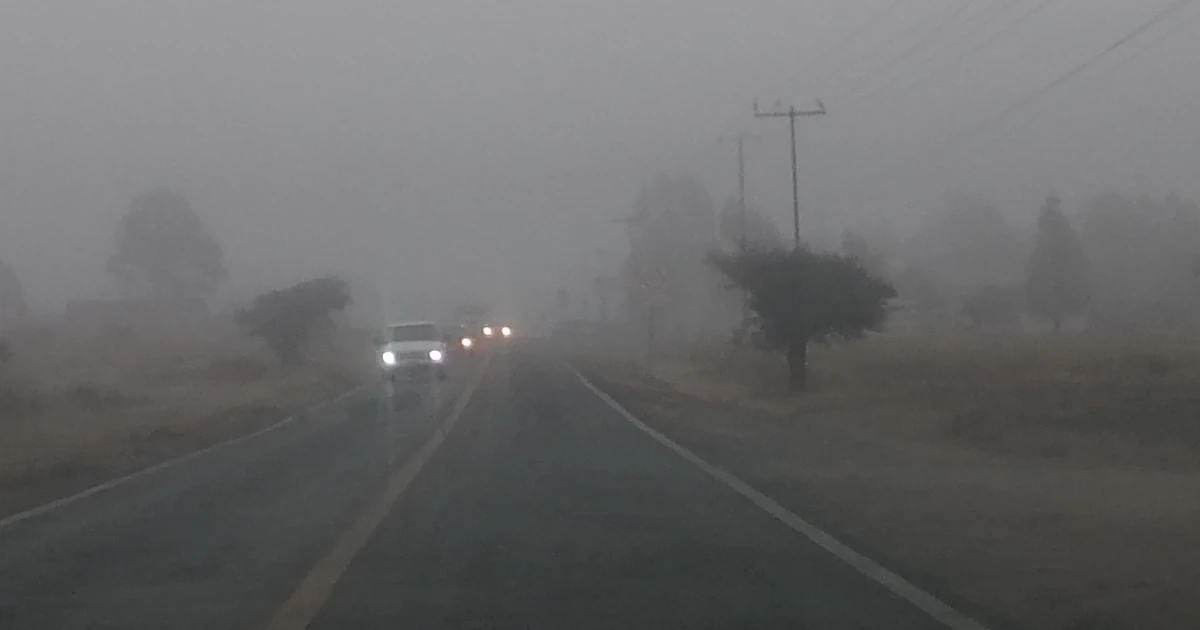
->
[380,351,397,366]
[500,326,512,337]
[482,326,494,337]
[428,349,444,362]
[460,337,474,348]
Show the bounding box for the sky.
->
[2,0,1198,318]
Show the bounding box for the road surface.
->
[0,349,978,629]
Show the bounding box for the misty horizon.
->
[2,0,1197,318]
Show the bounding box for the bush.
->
[709,246,895,390]
[236,276,351,362]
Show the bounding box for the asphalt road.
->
[0,349,973,629]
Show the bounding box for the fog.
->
[2,0,1197,324]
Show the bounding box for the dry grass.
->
[0,323,375,492]
[651,334,1200,469]
[582,333,1200,628]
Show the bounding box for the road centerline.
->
[571,366,991,630]
[263,357,490,630]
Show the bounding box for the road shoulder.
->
[578,364,1046,630]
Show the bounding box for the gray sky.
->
[2,0,1197,317]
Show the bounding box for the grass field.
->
[581,333,1200,629]
[0,323,375,497]
[650,334,1200,470]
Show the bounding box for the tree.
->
[961,284,1022,330]
[235,276,351,362]
[1079,191,1200,303]
[841,229,888,280]
[709,247,895,391]
[0,260,29,325]
[623,174,724,342]
[893,263,948,331]
[905,194,1025,290]
[1026,194,1089,329]
[717,198,785,252]
[107,188,227,301]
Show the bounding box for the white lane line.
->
[571,368,991,630]
[0,384,369,530]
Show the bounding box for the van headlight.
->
[381,351,397,366]
[428,349,444,362]
[500,326,512,337]
[460,337,474,348]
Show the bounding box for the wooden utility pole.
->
[753,99,826,248]
[720,132,762,249]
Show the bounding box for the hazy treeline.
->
[885,190,1200,333]
[0,187,350,362]
[601,171,1200,342]
[611,173,791,346]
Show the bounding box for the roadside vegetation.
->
[569,177,1200,630]
[649,336,1200,469]
[0,325,372,492]
[0,188,374,505]
[588,335,1200,630]
[236,276,353,363]
[707,246,894,390]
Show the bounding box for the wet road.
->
[0,350,975,629]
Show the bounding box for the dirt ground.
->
[0,322,375,510]
[581,336,1200,630]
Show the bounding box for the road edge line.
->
[0,384,368,530]
[571,366,991,630]
[264,356,490,630]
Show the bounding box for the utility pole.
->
[720,132,762,249]
[754,99,826,249]
[719,132,762,345]
[736,136,746,248]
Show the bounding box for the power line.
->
[841,0,1023,107]
[813,0,961,94]
[910,0,1198,163]
[807,0,904,71]
[975,1,1200,152]
[832,0,985,101]
[818,0,1198,213]
[1086,1,1200,81]
[861,0,1060,108]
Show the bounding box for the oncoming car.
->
[377,321,449,380]
[479,323,514,341]
[446,324,477,354]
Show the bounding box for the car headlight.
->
[460,337,473,348]
[500,326,512,337]
[381,351,397,366]
[482,326,493,337]
[428,349,444,362]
